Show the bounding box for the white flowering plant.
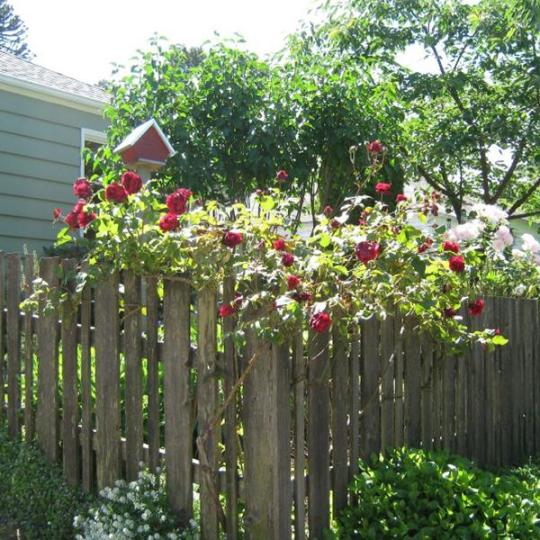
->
[74,468,199,540]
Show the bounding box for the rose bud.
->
[367,140,384,154]
[449,255,465,273]
[73,177,92,199]
[159,213,180,232]
[309,311,332,333]
[282,253,295,267]
[468,298,485,316]
[355,241,380,263]
[223,230,243,248]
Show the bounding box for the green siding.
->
[0,87,108,253]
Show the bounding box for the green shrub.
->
[0,428,88,539]
[74,467,199,539]
[333,448,540,539]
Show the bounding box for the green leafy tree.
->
[318,0,540,222]
[0,0,31,58]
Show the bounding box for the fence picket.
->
[380,317,395,451]
[36,257,59,459]
[7,253,21,439]
[61,259,79,485]
[421,334,433,450]
[23,255,35,441]
[393,317,405,447]
[163,278,193,522]
[0,252,4,426]
[124,271,143,481]
[404,319,422,447]
[349,332,360,482]
[95,273,121,489]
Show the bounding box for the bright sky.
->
[9,0,318,84]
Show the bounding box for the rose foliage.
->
[35,163,540,352]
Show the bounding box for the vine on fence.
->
[23,142,540,351]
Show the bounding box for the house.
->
[0,51,109,253]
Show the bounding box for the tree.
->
[317,0,540,222]
[0,0,31,59]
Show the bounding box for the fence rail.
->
[0,253,539,539]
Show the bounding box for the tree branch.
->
[508,176,540,215]
[508,209,540,221]
[490,135,529,203]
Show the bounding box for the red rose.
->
[396,193,408,203]
[375,182,392,195]
[166,190,188,215]
[443,241,460,253]
[310,311,332,333]
[323,205,333,217]
[65,211,80,230]
[159,213,179,232]
[73,177,92,199]
[367,140,384,154]
[273,238,287,251]
[468,298,485,316]
[449,255,465,273]
[121,171,142,195]
[282,253,295,267]
[78,211,96,228]
[443,307,458,318]
[223,230,243,248]
[494,328,502,336]
[73,200,86,214]
[219,303,236,318]
[287,274,301,290]
[105,182,128,203]
[276,169,288,182]
[53,208,62,220]
[355,241,380,264]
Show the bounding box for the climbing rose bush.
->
[41,167,538,351]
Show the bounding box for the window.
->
[80,128,107,178]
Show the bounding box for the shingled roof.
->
[0,51,109,107]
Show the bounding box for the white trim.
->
[80,127,107,176]
[114,118,176,156]
[0,73,108,115]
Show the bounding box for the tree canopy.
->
[0,0,31,59]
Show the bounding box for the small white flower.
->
[521,233,540,254]
[447,220,484,242]
[471,202,508,224]
[492,225,513,251]
[515,284,527,296]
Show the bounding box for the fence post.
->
[36,257,59,459]
[0,252,4,426]
[163,277,192,523]
[6,253,21,439]
[23,255,35,441]
[95,272,121,489]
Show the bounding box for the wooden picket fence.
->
[0,253,539,539]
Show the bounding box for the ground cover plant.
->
[332,448,540,539]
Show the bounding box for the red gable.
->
[120,125,171,165]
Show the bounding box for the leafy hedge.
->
[0,429,88,539]
[333,448,540,539]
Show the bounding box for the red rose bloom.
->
[468,298,485,316]
[287,274,301,290]
[276,169,288,182]
[121,171,142,195]
[65,211,80,230]
[105,182,128,203]
[449,255,465,273]
[73,177,92,199]
[443,241,460,253]
[159,213,179,232]
[78,211,96,228]
[355,241,380,264]
[166,189,191,215]
[323,205,333,217]
[273,238,287,251]
[53,208,62,220]
[444,307,458,318]
[375,182,392,195]
[219,303,236,318]
[310,311,332,333]
[367,140,384,154]
[282,253,295,267]
[396,193,408,203]
[223,230,243,248]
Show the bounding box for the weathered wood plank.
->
[163,278,192,522]
[23,255,35,441]
[431,345,443,451]
[380,317,395,451]
[534,300,540,457]
[455,312,468,457]
[442,353,456,453]
[404,318,422,447]
[197,287,219,538]
[360,317,380,458]
[523,300,535,459]
[499,298,513,466]
[307,330,330,540]
[80,284,93,492]
[145,277,161,472]
[293,331,306,540]
[61,259,79,485]
[484,298,496,466]
[331,326,348,516]
[393,317,405,447]
[510,298,522,464]
[124,271,143,481]
[222,277,239,540]
[95,273,121,489]
[6,253,21,438]
[349,331,360,482]
[421,333,433,450]
[36,257,59,459]
[0,252,4,426]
